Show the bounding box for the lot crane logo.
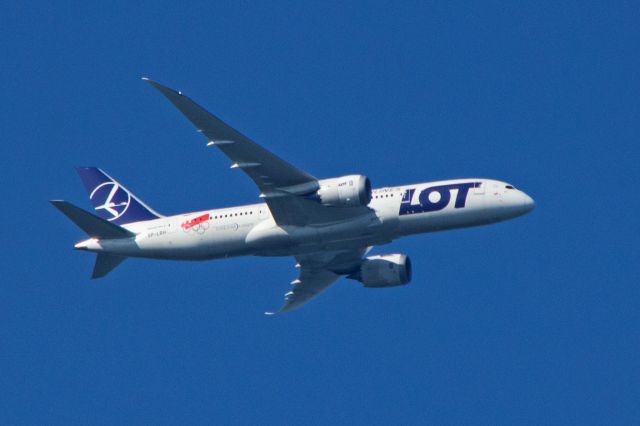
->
[90,182,131,221]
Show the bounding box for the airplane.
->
[51,78,536,314]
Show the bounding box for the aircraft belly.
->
[126,219,254,260]
[251,212,393,257]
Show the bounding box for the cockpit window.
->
[505,185,515,189]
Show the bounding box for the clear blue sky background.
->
[1,2,639,424]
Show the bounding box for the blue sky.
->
[1,1,639,424]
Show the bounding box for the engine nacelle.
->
[315,175,372,207]
[349,254,412,288]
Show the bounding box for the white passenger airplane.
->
[52,78,535,313]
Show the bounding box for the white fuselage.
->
[75,178,535,260]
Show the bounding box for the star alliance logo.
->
[90,182,131,221]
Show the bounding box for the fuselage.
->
[75,178,535,261]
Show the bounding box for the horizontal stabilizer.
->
[50,200,135,239]
[93,253,127,279]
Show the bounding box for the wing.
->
[265,268,340,315]
[265,248,370,314]
[145,79,366,226]
[143,78,317,191]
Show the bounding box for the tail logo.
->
[90,182,131,221]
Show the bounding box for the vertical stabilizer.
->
[76,167,162,225]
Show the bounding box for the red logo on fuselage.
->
[181,213,211,231]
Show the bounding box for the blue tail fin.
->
[76,167,162,225]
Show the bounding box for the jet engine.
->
[348,254,412,288]
[314,175,372,207]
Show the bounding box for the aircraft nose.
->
[521,191,536,213]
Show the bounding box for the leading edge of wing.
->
[142,77,318,192]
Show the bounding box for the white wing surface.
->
[265,268,340,315]
[266,248,370,314]
[145,78,367,226]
